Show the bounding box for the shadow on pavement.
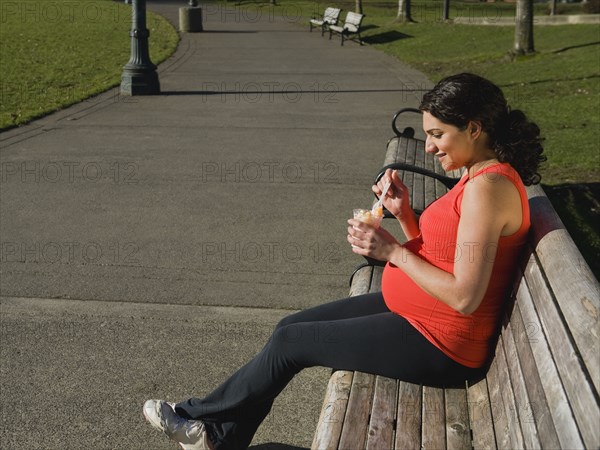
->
[161,88,421,96]
[200,30,259,33]
[250,444,308,450]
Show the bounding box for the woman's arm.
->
[350,174,520,315]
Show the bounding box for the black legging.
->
[174,292,486,449]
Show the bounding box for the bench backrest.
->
[386,136,600,449]
[343,12,364,33]
[323,7,341,25]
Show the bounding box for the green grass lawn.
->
[0,0,179,128]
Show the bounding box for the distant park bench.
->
[309,7,342,36]
[328,11,365,46]
[312,108,600,449]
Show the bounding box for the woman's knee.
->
[274,311,304,331]
[272,322,302,346]
[274,316,290,331]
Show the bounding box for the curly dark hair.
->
[419,73,546,185]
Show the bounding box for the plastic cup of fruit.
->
[353,207,383,228]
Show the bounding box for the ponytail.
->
[492,109,546,186]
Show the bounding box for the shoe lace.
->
[159,403,187,437]
[185,420,205,440]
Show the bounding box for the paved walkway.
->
[0,1,431,448]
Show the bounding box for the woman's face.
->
[422,112,482,172]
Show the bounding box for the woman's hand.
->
[372,169,411,220]
[347,219,402,262]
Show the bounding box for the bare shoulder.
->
[464,171,520,200]
[463,172,523,235]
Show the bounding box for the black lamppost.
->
[120,0,160,95]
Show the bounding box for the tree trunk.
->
[396,0,413,22]
[356,0,363,14]
[549,0,556,16]
[514,0,535,55]
[443,0,450,21]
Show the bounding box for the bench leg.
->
[329,29,332,40]
[341,32,345,46]
[321,25,326,37]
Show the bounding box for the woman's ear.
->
[468,121,483,139]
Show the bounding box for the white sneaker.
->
[143,399,212,450]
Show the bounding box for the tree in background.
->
[396,0,414,22]
[514,0,535,54]
[356,0,363,14]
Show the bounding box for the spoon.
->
[372,180,391,214]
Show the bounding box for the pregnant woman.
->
[143,73,545,450]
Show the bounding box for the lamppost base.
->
[120,69,160,96]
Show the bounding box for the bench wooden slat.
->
[421,386,446,449]
[444,388,471,450]
[412,139,426,213]
[366,376,397,449]
[434,178,446,201]
[496,337,527,449]
[510,291,563,449]
[426,141,460,200]
[424,140,434,174]
[338,371,376,448]
[402,139,417,208]
[486,341,520,449]
[370,266,383,292]
[516,270,582,449]
[395,381,422,449]
[404,136,416,161]
[384,139,400,166]
[467,379,497,450]
[424,141,437,210]
[502,316,543,449]
[484,349,507,448]
[311,370,354,450]
[527,185,600,395]
[524,254,599,449]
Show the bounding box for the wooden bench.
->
[310,7,342,36]
[328,11,365,46]
[312,109,600,449]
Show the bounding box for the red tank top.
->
[382,163,530,368]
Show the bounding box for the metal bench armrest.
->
[375,162,460,190]
[391,107,422,137]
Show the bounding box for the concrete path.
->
[0,1,432,448]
